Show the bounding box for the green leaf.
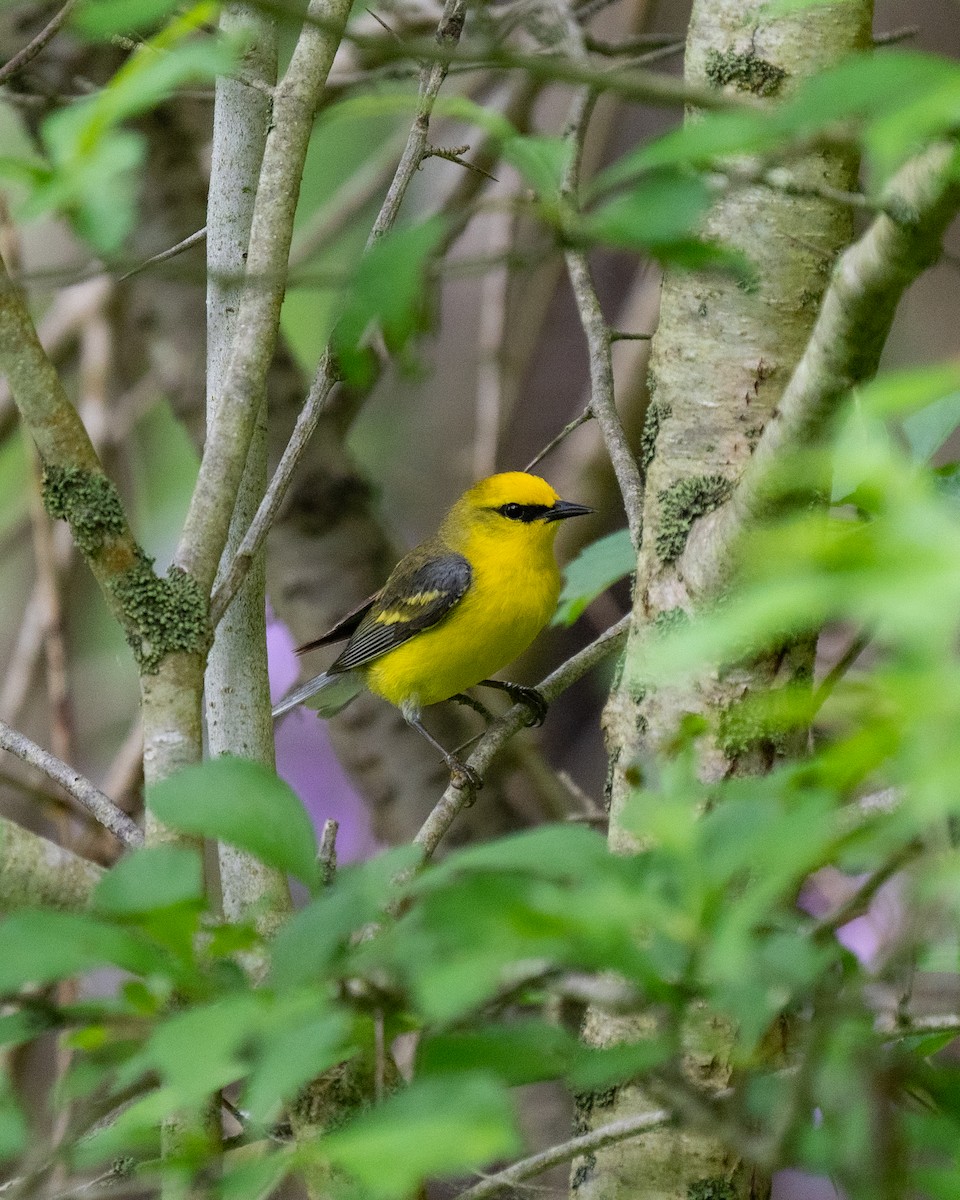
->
[553,529,634,626]
[93,846,205,916]
[132,994,264,1105]
[332,217,447,387]
[0,911,162,991]
[147,757,319,888]
[859,365,960,421]
[0,1079,26,1163]
[243,1009,351,1123]
[217,1151,295,1200]
[419,1021,579,1085]
[321,1075,520,1199]
[902,392,960,462]
[585,170,713,245]
[73,0,183,37]
[270,848,419,988]
[421,823,612,887]
[25,8,235,252]
[501,135,571,199]
[0,1010,50,1049]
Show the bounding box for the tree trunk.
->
[575,2,873,1197]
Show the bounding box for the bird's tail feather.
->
[272,671,363,720]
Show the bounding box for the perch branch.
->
[413,614,629,861]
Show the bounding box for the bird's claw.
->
[505,684,548,727]
[450,692,495,722]
[447,756,482,794]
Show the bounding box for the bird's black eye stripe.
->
[497,503,550,522]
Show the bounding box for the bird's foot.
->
[446,754,482,793]
[450,692,495,722]
[502,684,548,727]
[477,679,549,726]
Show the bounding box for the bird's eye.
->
[500,503,524,520]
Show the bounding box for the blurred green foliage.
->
[4,5,960,1199]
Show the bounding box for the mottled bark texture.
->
[204,3,292,935]
[576,3,873,1199]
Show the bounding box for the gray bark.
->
[576,3,873,1198]
[204,3,292,934]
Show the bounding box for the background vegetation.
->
[1,0,960,1198]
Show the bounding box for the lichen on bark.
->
[42,465,126,557]
[107,551,209,674]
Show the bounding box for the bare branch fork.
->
[210,0,471,625]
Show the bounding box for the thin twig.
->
[209,354,338,624]
[584,32,680,55]
[811,630,870,714]
[455,1107,672,1200]
[0,582,45,724]
[525,407,593,471]
[413,615,629,862]
[562,91,645,548]
[118,227,207,283]
[873,25,919,46]
[0,719,143,847]
[28,447,73,766]
[0,0,76,84]
[811,841,921,941]
[318,818,338,887]
[717,163,878,212]
[101,719,144,808]
[609,330,653,342]
[367,0,468,243]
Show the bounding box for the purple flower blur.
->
[268,610,378,863]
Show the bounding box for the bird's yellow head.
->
[441,472,593,554]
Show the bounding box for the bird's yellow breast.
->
[363,525,560,712]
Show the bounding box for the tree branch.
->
[210,0,472,625]
[205,0,292,932]
[0,0,76,84]
[683,142,960,597]
[455,1107,672,1200]
[0,815,102,911]
[0,719,143,847]
[368,0,467,242]
[174,0,354,596]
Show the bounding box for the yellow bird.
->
[272,472,592,786]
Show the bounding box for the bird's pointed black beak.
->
[544,499,594,522]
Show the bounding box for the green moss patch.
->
[641,400,672,471]
[688,1178,738,1200]
[655,474,733,563]
[705,48,786,97]
[107,551,209,674]
[42,465,126,557]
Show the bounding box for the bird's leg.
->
[450,692,495,722]
[406,715,482,791]
[476,679,548,727]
